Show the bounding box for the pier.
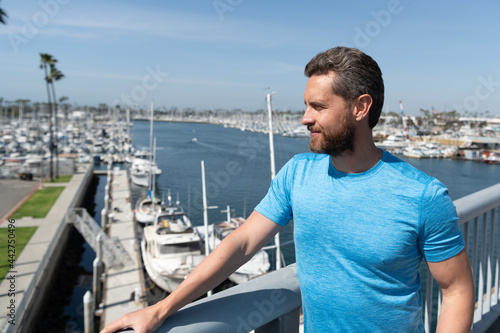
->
[98,167,147,328]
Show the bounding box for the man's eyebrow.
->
[306,100,327,108]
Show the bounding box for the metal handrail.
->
[156,264,301,332]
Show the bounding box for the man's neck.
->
[330,142,382,174]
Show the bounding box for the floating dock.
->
[99,167,147,328]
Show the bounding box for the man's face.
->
[302,73,356,156]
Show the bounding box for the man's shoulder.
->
[382,151,435,186]
[277,153,329,179]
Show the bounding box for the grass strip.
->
[45,175,72,183]
[0,226,38,281]
[10,187,65,219]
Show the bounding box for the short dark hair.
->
[304,47,384,129]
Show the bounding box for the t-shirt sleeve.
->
[419,179,465,262]
[254,157,294,226]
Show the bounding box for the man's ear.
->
[353,94,372,122]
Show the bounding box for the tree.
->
[0,2,7,25]
[40,54,64,180]
[48,65,64,178]
[40,53,56,180]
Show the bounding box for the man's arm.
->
[100,211,283,333]
[427,248,475,333]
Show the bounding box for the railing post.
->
[84,290,94,333]
[487,209,496,310]
[135,286,142,305]
[494,208,499,306]
[93,234,103,310]
[101,207,108,230]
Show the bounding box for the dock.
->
[99,167,147,328]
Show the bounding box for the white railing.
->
[113,183,500,333]
[457,183,500,333]
[66,208,133,268]
[423,183,500,333]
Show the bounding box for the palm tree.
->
[40,53,56,180]
[0,3,7,25]
[48,66,64,178]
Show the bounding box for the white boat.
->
[130,161,150,187]
[403,148,428,159]
[195,216,270,285]
[130,157,162,187]
[141,205,205,292]
[125,148,153,164]
[284,125,309,137]
[483,151,500,164]
[375,133,409,152]
[130,102,162,187]
[135,194,163,224]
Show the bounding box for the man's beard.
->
[307,114,356,157]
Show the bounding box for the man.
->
[102,47,474,333]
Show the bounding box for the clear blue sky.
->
[1,0,499,116]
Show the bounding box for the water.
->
[130,120,312,265]
[36,176,104,333]
[53,120,500,331]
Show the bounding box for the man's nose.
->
[301,107,314,126]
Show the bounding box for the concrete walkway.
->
[0,164,92,331]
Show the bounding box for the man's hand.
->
[100,303,165,333]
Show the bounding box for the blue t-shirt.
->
[255,151,464,332]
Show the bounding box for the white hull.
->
[131,170,149,187]
[141,239,203,292]
[140,206,205,293]
[135,196,162,224]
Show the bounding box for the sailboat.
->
[134,103,163,224]
[131,102,162,188]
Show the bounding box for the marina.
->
[1,113,500,332]
[2,1,500,331]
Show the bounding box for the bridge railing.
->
[119,183,500,333]
[454,183,500,333]
[154,263,302,333]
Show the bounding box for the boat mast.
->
[266,92,282,270]
[148,101,154,195]
[266,93,276,179]
[149,101,154,163]
[201,160,218,296]
[152,138,156,210]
